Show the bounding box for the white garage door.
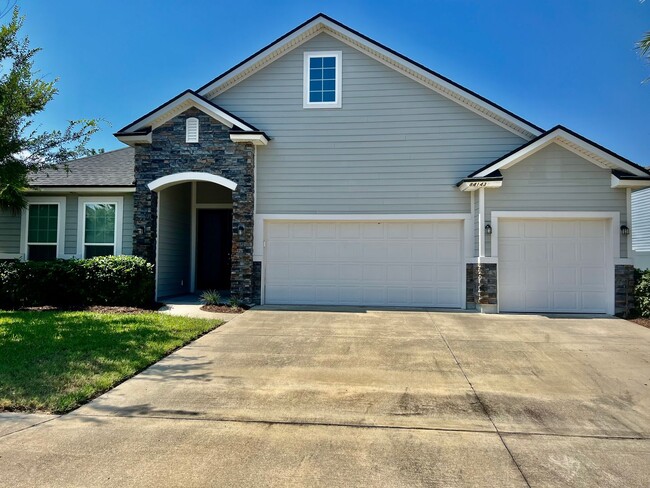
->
[264,221,463,307]
[498,219,611,313]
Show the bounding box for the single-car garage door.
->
[498,219,612,313]
[264,221,463,307]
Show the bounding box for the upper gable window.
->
[303,51,342,108]
[186,117,199,143]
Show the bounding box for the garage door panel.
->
[265,221,462,307]
[499,218,610,314]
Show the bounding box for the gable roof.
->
[115,90,267,145]
[29,148,135,187]
[465,125,650,180]
[196,13,543,140]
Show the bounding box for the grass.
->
[0,311,222,414]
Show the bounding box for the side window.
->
[304,51,342,108]
[26,203,59,261]
[77,197,123,258]
[83,203,117,258]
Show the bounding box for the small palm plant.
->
[199,290,221,306]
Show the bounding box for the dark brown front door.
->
[196,209,232,291]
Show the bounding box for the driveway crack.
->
[426,311,532,488]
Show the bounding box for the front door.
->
[196,209,232,291]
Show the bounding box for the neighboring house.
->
[1,13,649,315]
[632,188,650,270]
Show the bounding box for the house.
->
[632,188,650,270]
[1,13,649,315]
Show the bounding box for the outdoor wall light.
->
[485,224,492,235]
[621,225,630,236]
[238,224,245,236]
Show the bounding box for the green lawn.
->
[0,311,221,413]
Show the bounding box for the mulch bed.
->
[200,304,249,314]
[629,318,650,330]
[19,304,162,314]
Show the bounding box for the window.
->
[21,197,65,261]
[303,51,342,108]
[186,117,199,143]
[27,204,59,261]
[78,197,123,258]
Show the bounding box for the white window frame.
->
[20,196,67,260]
[77,196,123,258]
[303,51,342,109]
[186,117,199,143]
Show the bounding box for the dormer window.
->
[186,117,199,143]
[303,51,342,108]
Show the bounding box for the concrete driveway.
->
[1,309,649,487]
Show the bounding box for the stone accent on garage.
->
[615,264,636,317]
[252,261,262,305]
[466,262,498,312]
[133,107,256,303]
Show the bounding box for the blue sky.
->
[18,0,650,163]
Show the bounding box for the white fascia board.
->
[25,187,136,193]
[611,174,650,189]
[474,129,648,178]
[123,92,255,135]
[198,16,541,140]
[229,133,269,145]
[115,132,152,146]
[458,180,502,192]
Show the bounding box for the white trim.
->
[115,132,152,146]
[186,117,199,143]
[303,51,342,109]
[25,187,136,194]
[148,172,238,192]
[458,180,502,192]
[611,174,650,189]
[154,192,161,301]
[491,211,619,315]
[466,256,498,264]
[197,16,540,139]
[21,196,67,260]
[473,128,648,178]
[190,182,197,293]
[120,91,256,135]
[229,133,269,145]
[478,188,485,257]
[77,196,124,258]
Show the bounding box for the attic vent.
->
[186,117,199,143]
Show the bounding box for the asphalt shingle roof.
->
[29,147,135,187]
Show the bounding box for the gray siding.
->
[632,188,650,252]
[213,33,526,214]
[0,209,21,255]
[64,195,78,255]
[485,143,628,257]
[122,194,134,255]
[157,183,191,298]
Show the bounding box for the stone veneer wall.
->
[133,107,257,303]
[615,264,635,317]
[466,263,498,311]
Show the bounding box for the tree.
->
[0,7,99,212]
[638,31,650,61]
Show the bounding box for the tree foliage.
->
[0,7,99,212]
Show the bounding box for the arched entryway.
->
[148,172,238,300]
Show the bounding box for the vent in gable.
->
[186,117,199,143]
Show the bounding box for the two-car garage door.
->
[264,221,463,307]
[498,219,611,314]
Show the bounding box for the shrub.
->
[635,268,650,318]
[0,256,154,309]
[199,289,221,306]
